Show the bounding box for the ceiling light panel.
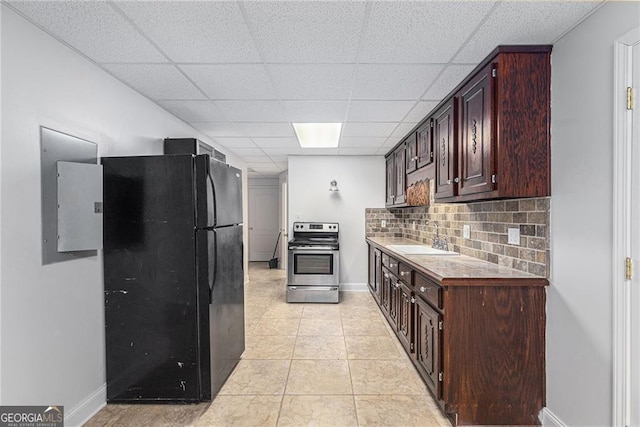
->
[268,64,355,100]
[179,64,277,100]
[102,64,205,100]
[214,100,287,122]
[454,1,602,63]
[283,101,348,123]
[293,123,342,148]
[114,1,260,62]
[156,100,227,122]
[422,65,477,100]
[341,122,398,138]
[347,101,416,122]
[359,1,496,63]
[8,1,166,63]
[242,1,366,63]
[351,64,444,100]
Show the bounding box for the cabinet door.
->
[381,268,391,315]
[434,98,457,199]
[405,134,418,174]
[394,146,406,205]
[385,155,395,206]
[415,297,441,399]
[458,63,495,196]
[389,276,401,328]
[369,248,381,303]
[416,119,434,169]
[397,282,414,354]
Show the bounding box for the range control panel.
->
[292,222,339,232]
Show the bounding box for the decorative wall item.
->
[406,179,429,206]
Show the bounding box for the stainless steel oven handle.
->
[290,246,336,251]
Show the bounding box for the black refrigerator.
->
[102,154,244,403]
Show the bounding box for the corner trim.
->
[65,383,106,427]
[540,407,567,427]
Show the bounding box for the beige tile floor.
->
[85,262,450,426]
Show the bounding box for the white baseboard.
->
[339,283,368,292]
[540,407,567,427]
[65,383,106,427]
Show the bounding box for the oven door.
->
[288,248,339,286]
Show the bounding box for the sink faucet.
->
[431,222,449,251]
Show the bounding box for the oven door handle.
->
[290,246,336,251]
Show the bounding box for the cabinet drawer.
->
[415,273,442,309]
[398,263,413,286]
[382,253,399,274]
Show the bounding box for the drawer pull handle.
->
[400,271,408,277]
[420,286,430,292]
[390,263,396,268]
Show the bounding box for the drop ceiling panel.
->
[342,122,398,138]
[422,65,477,100]
[8,1,166,63]
[213,137,257,149]
[338,147,381,155]
[268,156,289,163]
[339,137,388,148]
[102,64,205,100]
[282,101,348,122]
[351,64,444,100]
[156,100,227,122]
[179,64,277,100]
[235,123,295,138]
[359,1,497,63]
[114,1,260,62]
[229,148,267,156]
[242,156,275,163]
[404,101,440,122]
[215,101,287,122]
[347,101,416,122]
[243,1,366,63]
[252,138,301,149]
[269,64,355,100]
[189,122,248,138]
[296,148,340,155]
[454,1,602,63]
[262,148,303,156]
[391,122,419,138]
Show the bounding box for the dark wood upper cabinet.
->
[393,144,406,205]
[458,63,495,196]
[416,119,434,169]
[385,155,395,206]
[434,98,457,199]
[405,134,418,174]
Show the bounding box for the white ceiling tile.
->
[360,1,496,63]
[242,156,274,163]
[273,162,288,169]
[404,101,440,123]
[262,148,303,156]
[391,122,419,138]
[351,64,444,100]
[338,148,381,155]
[189,122,248,137]
[252,138,300,149]
[114,1,260,62]
[347,101,416,122]
[454,2,602,63]
[339,137,388,148]
[214,101,287,122]
[102,64,204,100]
[342,122,398,138]
[235,123,295,138]
[229,148,267,156]
[243,1,366,63]
[250,164,283,172]
[9,1,166,63]
[157,100,227,122]
[179,64,277,100]
[268,156,289,163]
[298,148,340,155]
[422,65,477,100]
[268,64,354,100]
[213,137,257,149]
[282,101,348,122]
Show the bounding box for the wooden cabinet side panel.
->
[496,52,551,197]
[442,286,545,425]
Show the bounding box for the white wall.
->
[548,2,640,425]
[0,6,248,425]
[288,156,385,286]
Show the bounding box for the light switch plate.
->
[463,224,470,239]
[381,220,387,228]
[508,227,521,245]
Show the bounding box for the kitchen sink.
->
[387,244,459,256]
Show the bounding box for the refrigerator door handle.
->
[208,169,217,228]
[209,229,217,304]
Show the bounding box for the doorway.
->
[280,180,288,271]
[248,181,280,262]
[613,27,640,427]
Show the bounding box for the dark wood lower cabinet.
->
[367,242,546,426]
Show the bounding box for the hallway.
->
[86,263,449,426]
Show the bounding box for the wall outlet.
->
[412,221,416,230]
[463,224,471,239]
[508,227,521,245]
[381,220,387,228]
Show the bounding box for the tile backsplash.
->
[365,197,550,278]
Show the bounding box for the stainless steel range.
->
[287,222,339,303]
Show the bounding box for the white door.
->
[248,186,279,262]
[280,181,288,271]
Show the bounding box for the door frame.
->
[612,25,640,427]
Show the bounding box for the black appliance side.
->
[102,155,207,403]
[210,161,243,227]
[206,224,245,397]
[164,138,213,157]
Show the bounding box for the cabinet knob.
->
[411,297,416,304]
[447,180,451,185]
[384,273,389,279]
[400,271,408,277]
[420,286,429,292]
[390,263,396,268]
[454,177,460,183]
[394,283,400,289]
